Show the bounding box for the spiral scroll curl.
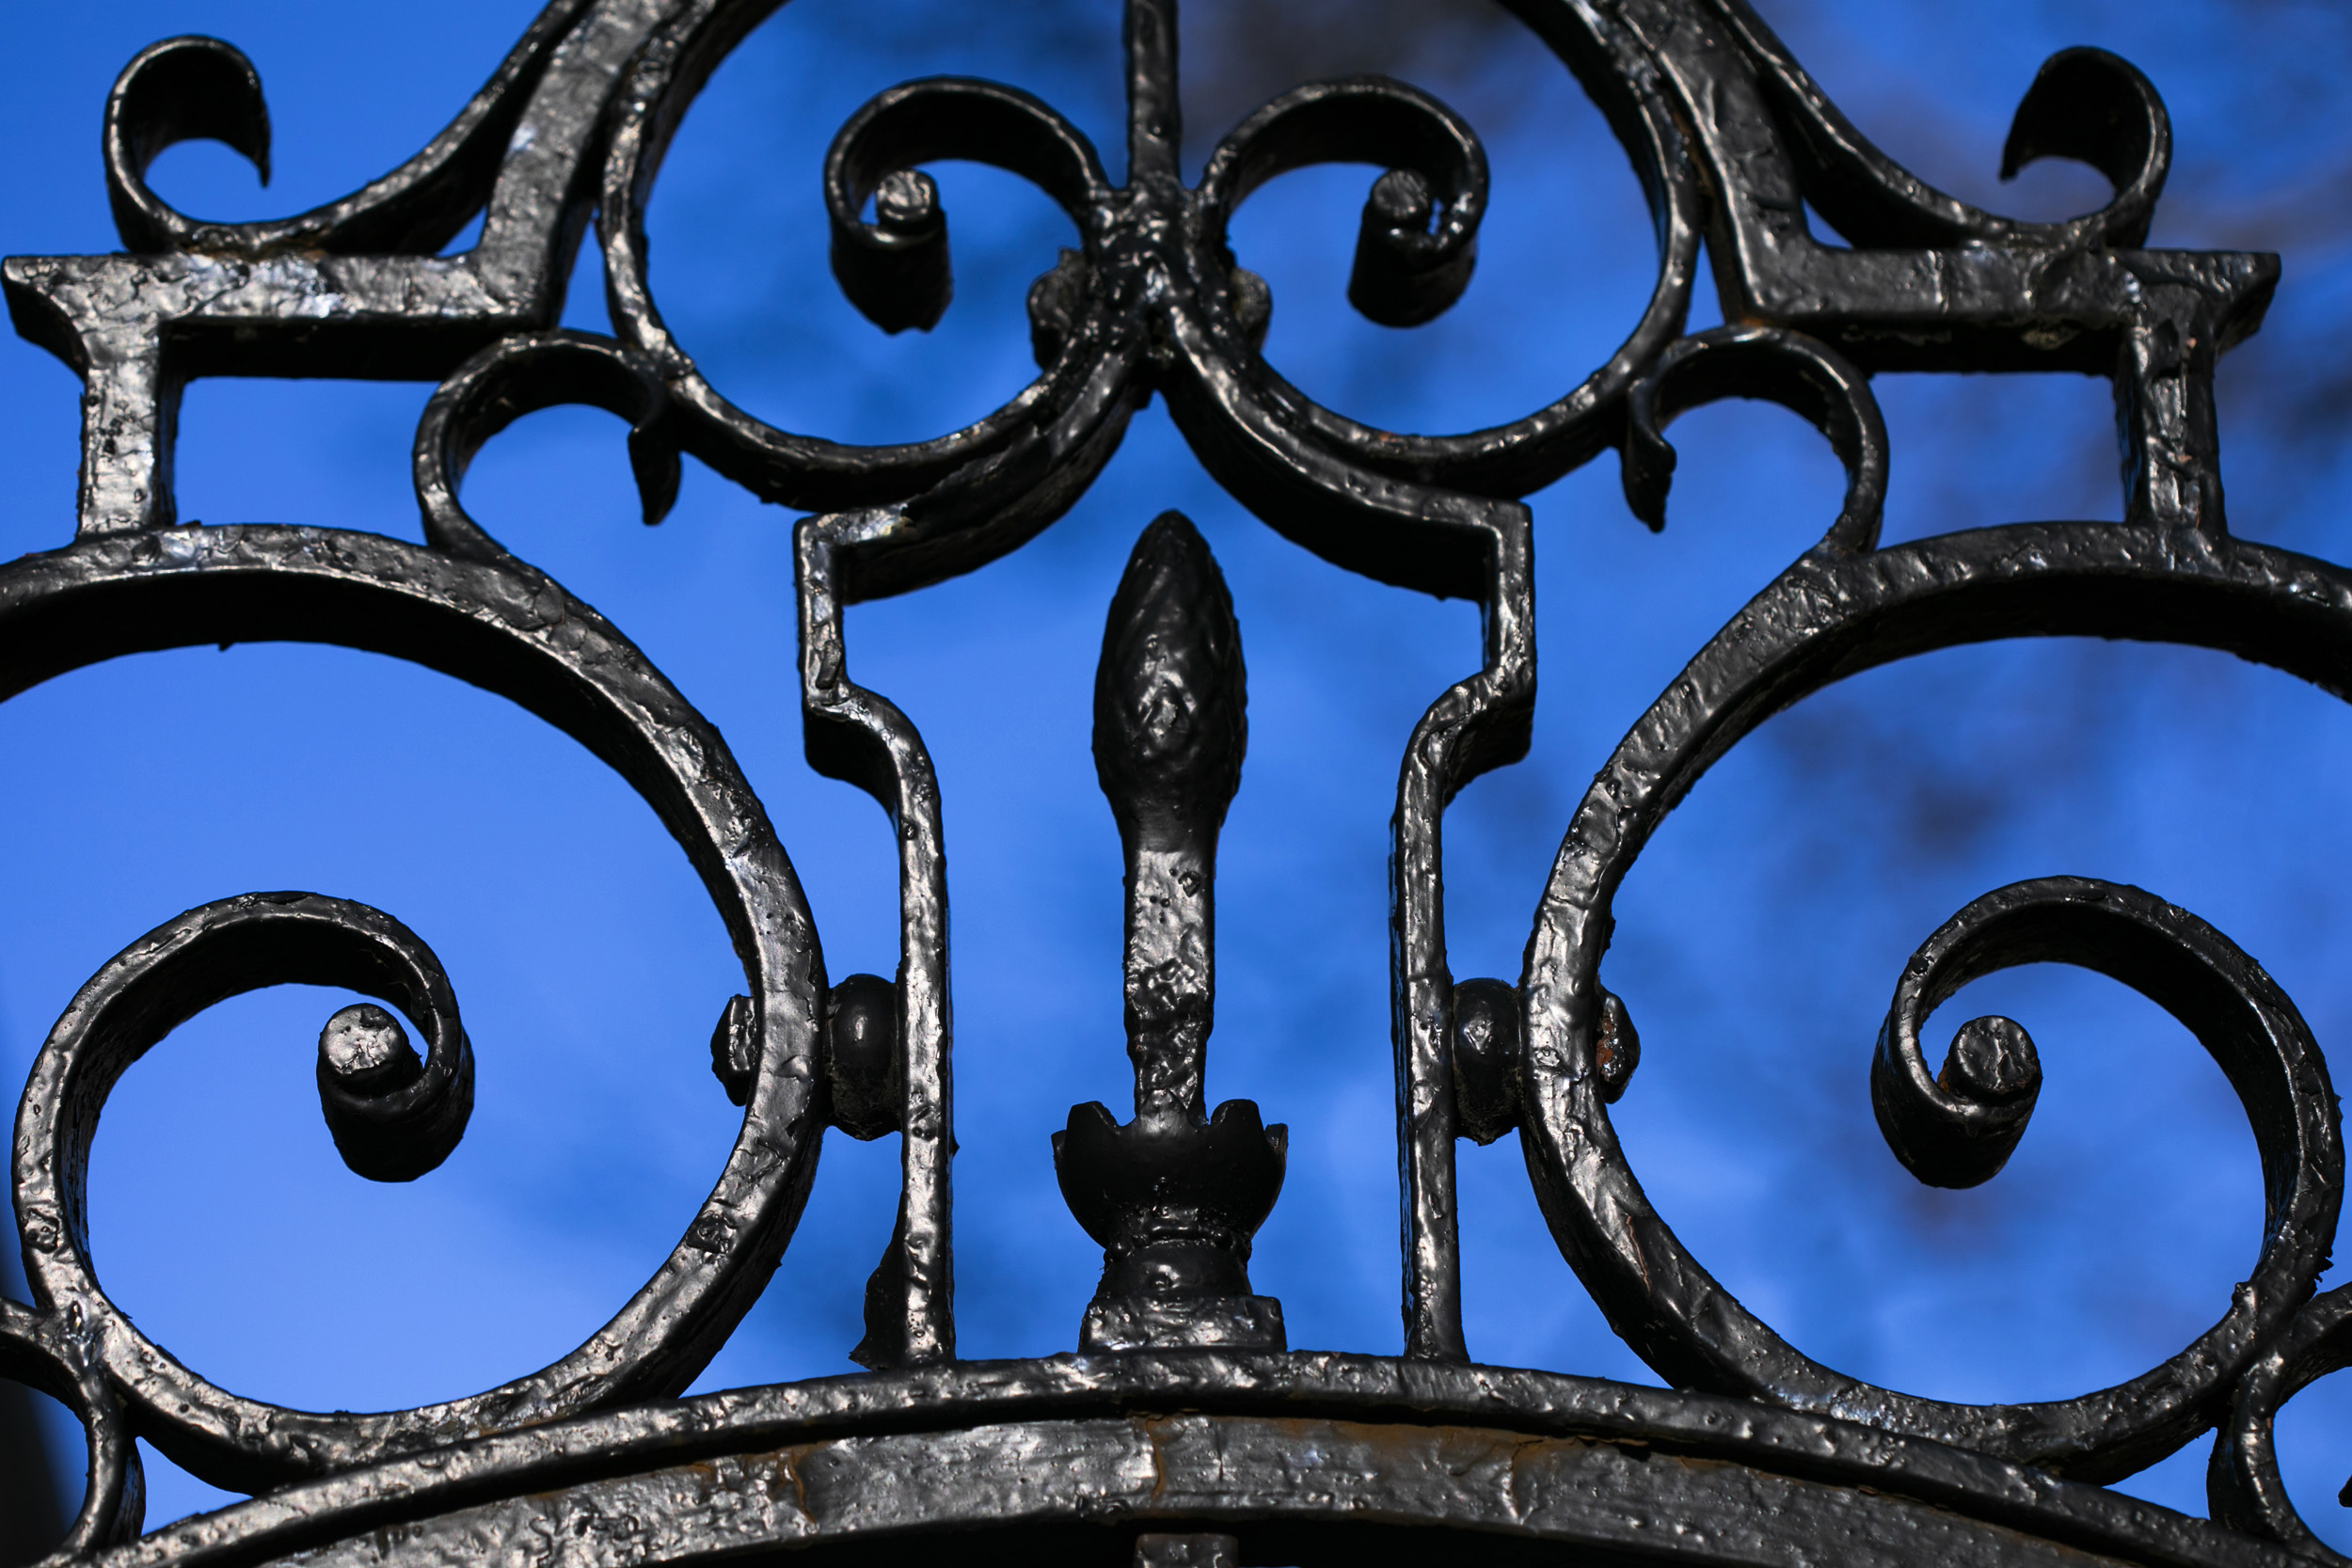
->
[1517,510,2352,1480]
[14,893,481,1503]
[0,515,831,1494]
[584,0,1715,606]
[1192,76,1488,331]
[1170,0,1707,503]
[599,13,1136,535]
[581,3,1703,1365]
[101,5,592,258]
[414,331,682,562]
[1868,878,2336,1211]
[1717,8,2171,251]
[1617,325,1886,553]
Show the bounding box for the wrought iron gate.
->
[0,0,2346,1562]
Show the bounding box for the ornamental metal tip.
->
[1058,511,1285,1354]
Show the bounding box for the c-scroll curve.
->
[103,1,595,258]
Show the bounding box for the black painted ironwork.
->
[0,0,2342,1562]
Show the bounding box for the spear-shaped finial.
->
[1094,511,1245,1123]
[1055,513,1286,1354]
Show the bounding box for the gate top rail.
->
[0,1,2344,1564]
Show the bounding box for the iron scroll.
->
[0,0,2344,1562]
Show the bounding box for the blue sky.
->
[3,0,2349,1544]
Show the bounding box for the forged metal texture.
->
[1056,514,1288,1354]
[5,0,668,539]
[1091,514,1248,1127]
[2214,1286,2352,1564]
[0,1297,140,1556]
[5,0,2350,1560]
[1516,517,2351,1484]
[98,1417,2220,1568]
[793,509,958,1371]
[54,1356,2323,1568]
[0,525,829,1503]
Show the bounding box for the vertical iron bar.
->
[1124,0,1182,189]
[1392,502,1534,1361]
[797,513,955,1368]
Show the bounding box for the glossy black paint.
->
[0,0,2343,1562]
[1054,514,1287,1354]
